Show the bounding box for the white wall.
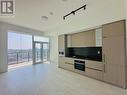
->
[0,22,44,73]
[45,0,126,65]
[44,32,58,64]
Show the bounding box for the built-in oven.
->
[74,60,85,71]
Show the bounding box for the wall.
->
[0,22,44,73]
[45,0,126,65]
[44,32,58,64]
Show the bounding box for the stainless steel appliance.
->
[74,60,85,71]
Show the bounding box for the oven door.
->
[74,60,85,71]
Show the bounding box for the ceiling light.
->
[41,16,48,21]
[49,12,53,15]
[63,5,87,20]
[62,0,68,2]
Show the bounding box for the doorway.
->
[33,42,49,64]
[42,43,49,62]
[33,39,49,64]
[33,36,50,64]
[33,42,43,63]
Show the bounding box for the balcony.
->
[8,51,33,69]
[8,51,33,65]
[8,49,49,69]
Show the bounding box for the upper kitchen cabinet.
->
[71,30,96,47]
[95,28,102,46]
[67,35,72,47]
[58,35,66,49]
[102,20,125,38]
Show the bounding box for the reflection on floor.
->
[8,61,33,69]
[8,61,50,70]
[0,63,127,95]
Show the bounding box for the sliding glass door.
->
[33,42,43,63]
[33,42,49,64]
[33,36,49,64]
[43,43,49,62]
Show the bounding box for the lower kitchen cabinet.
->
[64,62,74,71]
[85,68,103,80]
[58,57,65,68]
[103,64,126,88]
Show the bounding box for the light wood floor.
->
[0,63,127,95]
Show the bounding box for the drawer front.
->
[85,60,104,71]
[85,68,103,80]
[65,57,74,64]
[64,62,74,71]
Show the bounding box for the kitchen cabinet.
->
[85,60,103,80]
[58,57,65,68]
[71,30,96,47]
[58,35,66,49]
[102,20,125,38]
[102,20,126,88]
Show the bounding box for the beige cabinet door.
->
[58,35,65,49]
[85,68,103,80]
[59,57,65,68]
[71,30,96,47]
[102,20,125,38]
[103,36,126,88]
[85,60,103,80]
[85,60,103,71]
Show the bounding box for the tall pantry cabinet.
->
[102,20,126,88]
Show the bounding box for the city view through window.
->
[8,32,50,66]
[8,32,33,65]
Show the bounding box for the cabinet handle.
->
[102,54,106,63]
[65,62,73,65]
[103,64,106,72]
[102,54,106,72]
[103,36,107,38]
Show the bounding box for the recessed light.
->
[62,0,68,2]
[41,16,48,21]
[49,12,53,15]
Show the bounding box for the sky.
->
[8,32,49,50]
[8,32,32,49]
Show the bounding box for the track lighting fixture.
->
[63,4,87,20]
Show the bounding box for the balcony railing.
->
[8,51,33,65]
[8,50,49,65]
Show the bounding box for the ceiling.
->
[0,0,126,33]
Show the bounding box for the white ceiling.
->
[0,0,126,33]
